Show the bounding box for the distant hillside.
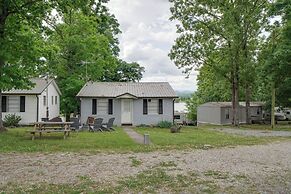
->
[175,90,193,98]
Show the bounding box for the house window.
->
[143,99,148,115]
[43,96,47,106]
[148,99,158,114]
[55,96,57,105]
[51,96,54,105]
[1,96,7,112]
[92,99,97,115]
[97,99,107,115]
[257,107,261,115]
[20,96,25,112]
[8,96,20,112]
[158,99,163,114]
[108,99,113,115]
[226,109,230,119]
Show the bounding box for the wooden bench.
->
[28,129,71,140]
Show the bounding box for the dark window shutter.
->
[158,99,163,114]
[108,99,113,115]
[143,99,148,115]
[92,99,97,114]
[20,96,25,112]
[2,96,7,112]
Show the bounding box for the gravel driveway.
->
[1,141,291,193]
[211,127,291,137]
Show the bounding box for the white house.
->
[77,82,178,126]
[174,102,190,124]
[2,78,61,125]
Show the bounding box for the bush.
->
[157,121,172,128]
[3,114,22,127]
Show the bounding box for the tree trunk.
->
[271,83,275,129]
[0,90,7,132]
[233,74,240,126]
[231,73,235,125]
[245,84,251,124]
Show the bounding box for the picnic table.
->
[29,121,73,140]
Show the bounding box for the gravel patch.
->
[1,141,291,193]
[211,127,291,137]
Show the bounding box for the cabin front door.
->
[121,99,133,125]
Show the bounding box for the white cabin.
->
[2,78,61,125]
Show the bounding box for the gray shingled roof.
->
[3,78,60,95]
[77,82,177,98]
[199,102,264,108]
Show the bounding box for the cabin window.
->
[8,96,20,112]
[226,109,230,119]
[92,99,97,114]
[43,96,47,106]
[55,96,58,105]
[257,107,261,115]
[97,99,107,115]
[108,99,113,115]
[148,99,158,114]
[174,115,180,119]
[51,96,54,105]
[158,99,163,114]
[20,96,25,112]
[1,96,7,112]
[143,99,148,115]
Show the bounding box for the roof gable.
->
[3,78,61,95]
[77,82,177,98]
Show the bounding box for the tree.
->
[258,0,291,127]
[103,60,145,82]
[0,1,51,131]
[169,0,269,126]
[46,10,117,119]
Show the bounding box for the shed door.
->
[121,99,133,124]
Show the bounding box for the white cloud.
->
[108,0,197,92]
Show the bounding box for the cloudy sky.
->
[107,0,197,92]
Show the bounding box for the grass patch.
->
[129,157,142,167]
[0,127,146,153]
[158,161,177,167]
[134,126,288,149]
[0,126,289,153]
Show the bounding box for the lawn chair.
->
[90,118,103,132]
[101,118,115,131]
[70,117,81,132]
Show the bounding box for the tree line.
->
[0,0,144,131]
[169,0,290,125]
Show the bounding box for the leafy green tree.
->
[169,0,269,126]
[257,0,291,127]
[0,1,50,131]
[46,10,117,119]
[104,60,145,82]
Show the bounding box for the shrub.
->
[157,121,172,128]
[3,114,22,127]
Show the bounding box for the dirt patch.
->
[1,141,291,193]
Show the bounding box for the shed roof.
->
[77,82,177,98]
[199,102,264,108]
[3,78,61,95]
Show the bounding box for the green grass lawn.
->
[134,126,289,150]
[0,127,143,153]
[0,126,289,153]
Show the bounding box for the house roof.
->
[77,82,177,98]
[3,78,61,95]
[199,102,264,108]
